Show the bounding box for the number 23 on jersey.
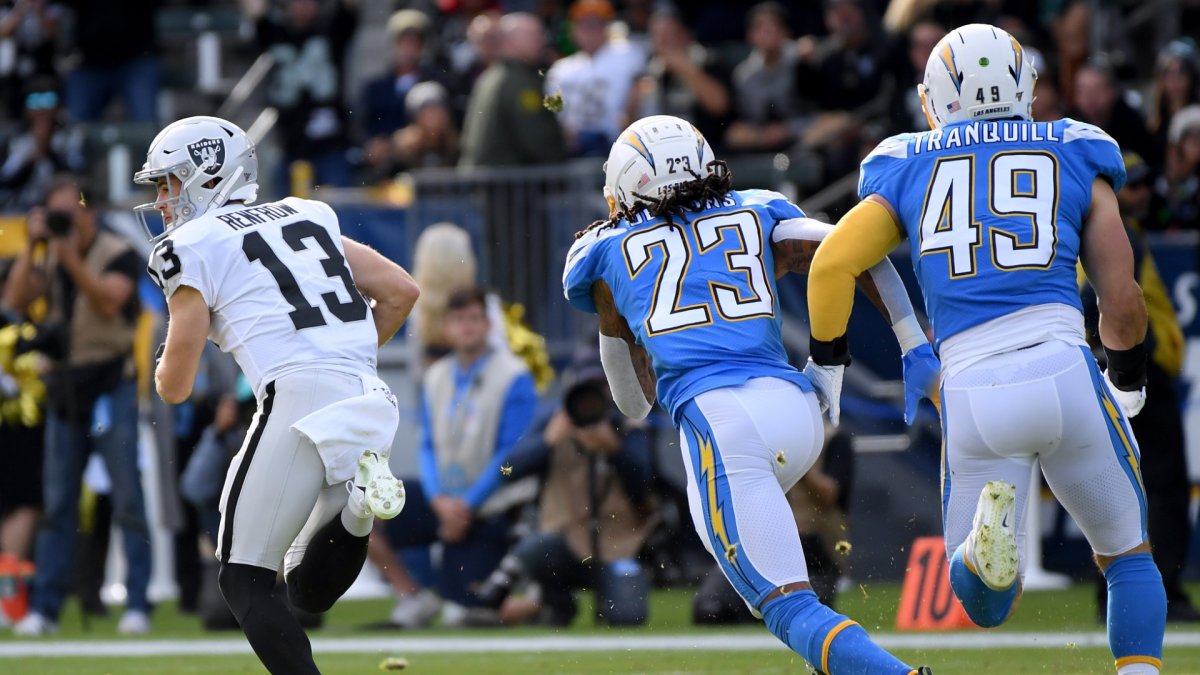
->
[622,210,774,336]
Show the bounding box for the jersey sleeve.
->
[737,189,806,222]
[857,134,912,205]
[562,226,613,314]
[147,237,215,305]
[1061,119,1127,192]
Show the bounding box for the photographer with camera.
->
[1,174,151,637]
[473,348,659,627]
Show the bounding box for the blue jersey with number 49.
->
[562,189,813,422]
[859,117,1125,349]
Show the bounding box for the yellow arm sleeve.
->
[808,199,903,342]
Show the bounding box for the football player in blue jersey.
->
[807,24,1165,674]
[563,114,939,675]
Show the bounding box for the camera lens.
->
[46,211,72,236]
[564,380,609,427]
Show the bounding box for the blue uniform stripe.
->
[679,400,775,607]
[939,383,952,540]
[1079,347,1148,540]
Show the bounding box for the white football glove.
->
[803,358,845,427]
[1103,369,1146,418]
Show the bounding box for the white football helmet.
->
[603,115,716,218]
[133,115,259,241]
[918,23,1037,129]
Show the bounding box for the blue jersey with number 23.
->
[562,190,813,423]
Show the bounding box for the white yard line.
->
[0,632,1198,658]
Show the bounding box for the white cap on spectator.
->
[1169,104,1200,145]
[406,81,448,118]
[387,9,430,39]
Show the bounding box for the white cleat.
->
[118,610,151,635]
[356,451,406,519]
[389,589,441,629]
[12,612,57,637]
[967,480,1019,591]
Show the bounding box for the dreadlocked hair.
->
[574,160,733,238]
[631,160,732,225]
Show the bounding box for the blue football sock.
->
[761,589,913,675]
[948,543,1017,628]
[1105,552,1165,671]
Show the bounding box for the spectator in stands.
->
[438,0,501,80]
[0,77,84,211]
[1070,60,1159,167]
[460,12,565,167]
[360,10,442,175]
[794,0,885,114]
[545,0,645,157]
[616,0,652,55]
[1050,0,1089,112]
[405,222,508,370]
[445,12,501,119]
[1151,105,1200,231]
[383,287,537,625]
[1104,152,1198,622]
[628,7,730,147]
[1032,67,1065,122]
[2,175,151,636]
[245,0,357,193]
[789,0,886,174]
[887,19,945,134]
[60,0,159,123]
[392,82,460,172]
[0,0,62,118]
[1148,39,1200,158]
[724,2,801,152]
[473,350,658,627]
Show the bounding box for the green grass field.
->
[1,583,1197,673]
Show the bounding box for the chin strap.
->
[205,164,245,212]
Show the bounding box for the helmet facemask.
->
[133,161,205,242]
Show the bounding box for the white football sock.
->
[341,486,374,537]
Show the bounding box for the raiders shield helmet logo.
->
[187,137,225,175]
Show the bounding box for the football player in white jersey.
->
[138,116,419,674]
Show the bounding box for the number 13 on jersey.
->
[622,210,774,336]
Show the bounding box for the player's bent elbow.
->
[614,394,652,421]
[380,272,420,313]
[398,274,420,307]
[155,373,192,405]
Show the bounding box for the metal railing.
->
[216,53,276,122]
[408,160,610,356]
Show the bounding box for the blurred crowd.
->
[0,0,1194,216]
[0,0,1198,635]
